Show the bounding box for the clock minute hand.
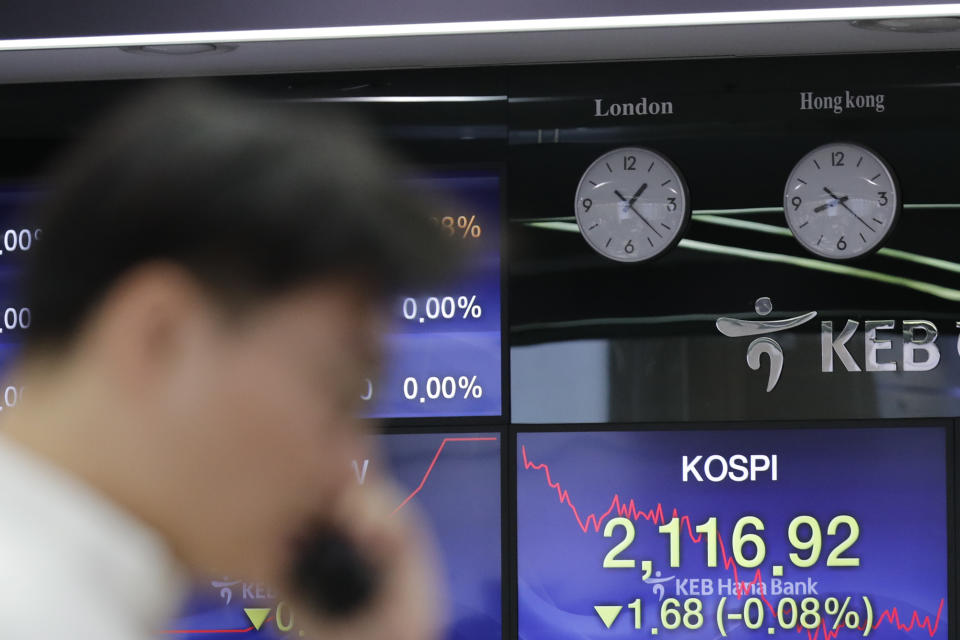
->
[615,189,662,238]
[821,186,843,201]
[822,186,875,233]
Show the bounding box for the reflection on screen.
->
[517,427,948,640]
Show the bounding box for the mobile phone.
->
[289,526,379,616]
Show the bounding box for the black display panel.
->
[516,423,952,640]
[507,54,960,423]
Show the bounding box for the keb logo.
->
[716,297,816,392]
[716,297,955,392]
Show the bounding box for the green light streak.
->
[513,309,960,334]
[528,221,579,232]
[678,239,960,302]
[524,220,960,302]
[694,215,792,236]
[693,204,960,215]
[693,207,783,215]
[511,216,575,223]
[693,214,960,274]
[513,313,726,333]
[512,203,959,225]
[879,248,960,274]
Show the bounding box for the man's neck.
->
[2,355,187,567]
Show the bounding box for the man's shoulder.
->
[0,535,157,639]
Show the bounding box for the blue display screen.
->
[0,170,503,421]
[0,188,35,395]
[517,427,948,640]
[362,170,502,420]
[169,431,502,639]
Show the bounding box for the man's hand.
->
[293,478,446,640]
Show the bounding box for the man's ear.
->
[81,262,216,390]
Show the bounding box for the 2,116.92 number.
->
[604,515,860,570]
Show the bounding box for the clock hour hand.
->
[822,186,875,233]
[615,188,662,238]
[813,195,848,213]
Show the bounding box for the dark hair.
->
[22,84,455,352]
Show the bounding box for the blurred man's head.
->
[11,85,452,589]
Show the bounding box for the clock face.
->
[574,147,691,262]
[783,142,900,260]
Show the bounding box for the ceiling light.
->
[2,4,960,51]
[120,43,236,55]
[850,16,960,32]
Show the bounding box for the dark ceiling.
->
[0,0,947,39]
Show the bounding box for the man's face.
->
[152,279,384,588]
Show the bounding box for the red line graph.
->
[162,631,252,636]
[160,616,274,635]
[521,444,945,638]
[391,436,498,515]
